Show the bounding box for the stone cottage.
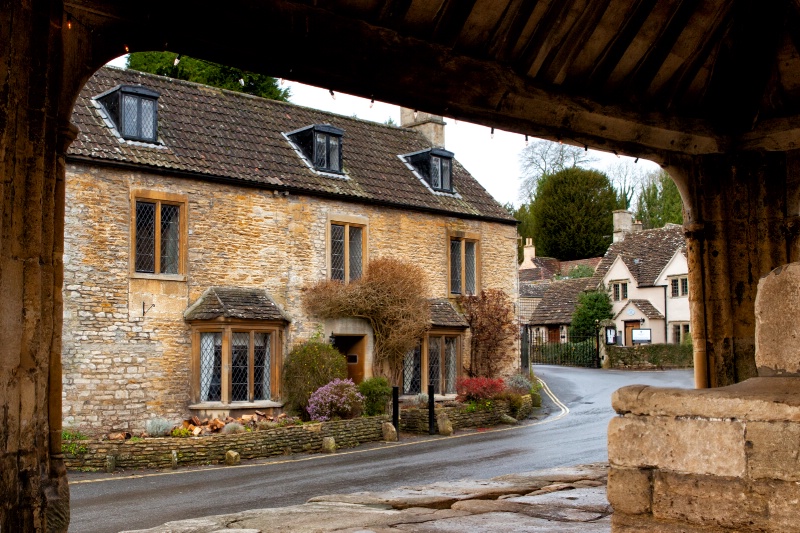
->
[62,67,518,434]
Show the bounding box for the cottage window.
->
[195,325,282,404]
[405,148,454,193]
[611,281,628,301]
[131,191,186,277]
[403,333,460,396]
[329,220,366,283]
[671,322,691,344]
[97,85,160,143]
[670,276,689,298]
[286,124,344,174]
[450,237,478,295]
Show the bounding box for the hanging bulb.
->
[634,157,639,163]
[279,78,284,85]
[370,98,374,108]
[239,78,245,87]
[613,150,620,158]
[413,110,418,120]
[66,14,72,30]
[525,135,529,146]
[558,138,563,144]
[491,127,495,139]
[173,54,181,66]
[329,89,336,100]
[584,145,588,152]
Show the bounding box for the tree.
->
[127,52,290,101]
[529,167,617,260]
[563,264,595,279]
[518,139,596,200]
[571,291,613,338]
[634,170,684,229]
[513,202,535,263]
[458,289,519,378]
[605,160,648,210]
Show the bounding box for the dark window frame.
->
[97,85,160,143]
[286,124,344,174]
[405,148,455,193]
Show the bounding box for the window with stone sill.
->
[131,191,186,276]
[194,325,282,404]
[671,322,691,344]
[670,276,689,298]
[403,333,460,396]
[330,221,365,283]
[449,237,478,295]
[611,281,628,301]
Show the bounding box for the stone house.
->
[526,278,591,342]
[62,67,518,434]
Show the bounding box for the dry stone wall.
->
[62,165,518,435]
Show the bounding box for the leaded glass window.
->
[349,226,363,281]
[200,332,222,402]
[465,241,476,295]
[253,333,271,401]
[403,345,421,395]
[441,159,451,191]
[134,197,183,275]
[405,148,453,192]
[431,156,442,189]
[97,85,160,143]
[444,337,457,394]
[450,239,462,294]
[231,332,249,402]
[681,277,689,296]
[330,224,346,281]
[428,337,442,394]
[314,132,328,169]
[329,136,341,172]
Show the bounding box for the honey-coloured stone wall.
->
[62,164,518,435]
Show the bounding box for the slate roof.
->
[184,287,288,321]
[429,299,468,328]
[527,278,589,326]
[68,67,515,225]
[589,224,686,290]
[520,282,550,299]
[615,299,665,320]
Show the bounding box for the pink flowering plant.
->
[306,378,365,422]
[456,377,506,402]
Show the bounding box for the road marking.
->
[71,375,570,485]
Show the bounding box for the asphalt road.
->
[68,366,693,532]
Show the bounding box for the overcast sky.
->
[107,55,658,207]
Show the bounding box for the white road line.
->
[71,378,570,485]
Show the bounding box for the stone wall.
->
[65,416,389,470]
[62,165,518,435]
[400,395,533,432]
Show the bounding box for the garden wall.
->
[606,344,693,369]
[65,395,536,471]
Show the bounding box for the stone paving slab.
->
[122,464,610,533]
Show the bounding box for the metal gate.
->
[524,325,600,368]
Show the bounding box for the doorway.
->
[624,321,639,346]
[332,334,366,384]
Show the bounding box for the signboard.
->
[605,326,617,345]
[632,328,652,344]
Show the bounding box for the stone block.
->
[437,411,453,436]
[224,450,240,465]
[652,471,768,530]
[608,416,745,477]
[606,466,652,515]
[381,422,397,442]
[766,479,800,531]
[321,436,336,453]
[746,420,800,481]
[755,262,800,375]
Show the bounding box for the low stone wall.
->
[65,416,389,470]
[606,343,693,369]
[400,395,533,433]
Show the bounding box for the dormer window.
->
[286,124,344,174]
[405,148,454,192]
[97,85,160,143]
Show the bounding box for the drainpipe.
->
[663,285,668,345]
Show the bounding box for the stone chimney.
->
[613,210,633,242]
[632,219,643,233]
[520,238,536,269]
[400,108,446,148]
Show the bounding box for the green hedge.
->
[607,343,693,369]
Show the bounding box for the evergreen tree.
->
[634,170,684,229]
[126,52,290,101]
[513,202,535,262]
[529,167,617,260]
[571,291,613,338]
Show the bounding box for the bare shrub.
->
[304,257,430,385]
[458,289,519,378]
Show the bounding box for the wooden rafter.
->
[430,0,478,47]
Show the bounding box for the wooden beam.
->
[486,0,541,62]
[430,0,478,47]
[739,115,800,151]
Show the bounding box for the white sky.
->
[107,55,659,207]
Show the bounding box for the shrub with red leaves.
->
[456,377,506,402]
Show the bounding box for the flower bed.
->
[400,394,534,433]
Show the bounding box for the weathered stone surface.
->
[755,262,800,375]
[381,421,397,442]
[506,486,611,514]
[651,471,768,530]
[224,450,240,466]
[321,437,336,453]
[391,511,611,532]
[606,467,652,515]
[746,420,800,481]
[612,512,726,532]
[451,499,607,522]
[499,414,518,425]
[437,411,454,436]
[765,479,800,532]
[608,416,745,477]
[611,378,800,422]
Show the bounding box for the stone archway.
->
[5,0,800,530]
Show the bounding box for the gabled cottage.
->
[62,67,518,434]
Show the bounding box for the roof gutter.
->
[66,155,519,227]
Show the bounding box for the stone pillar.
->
[671,151,800,388]
[0,1,78,530]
